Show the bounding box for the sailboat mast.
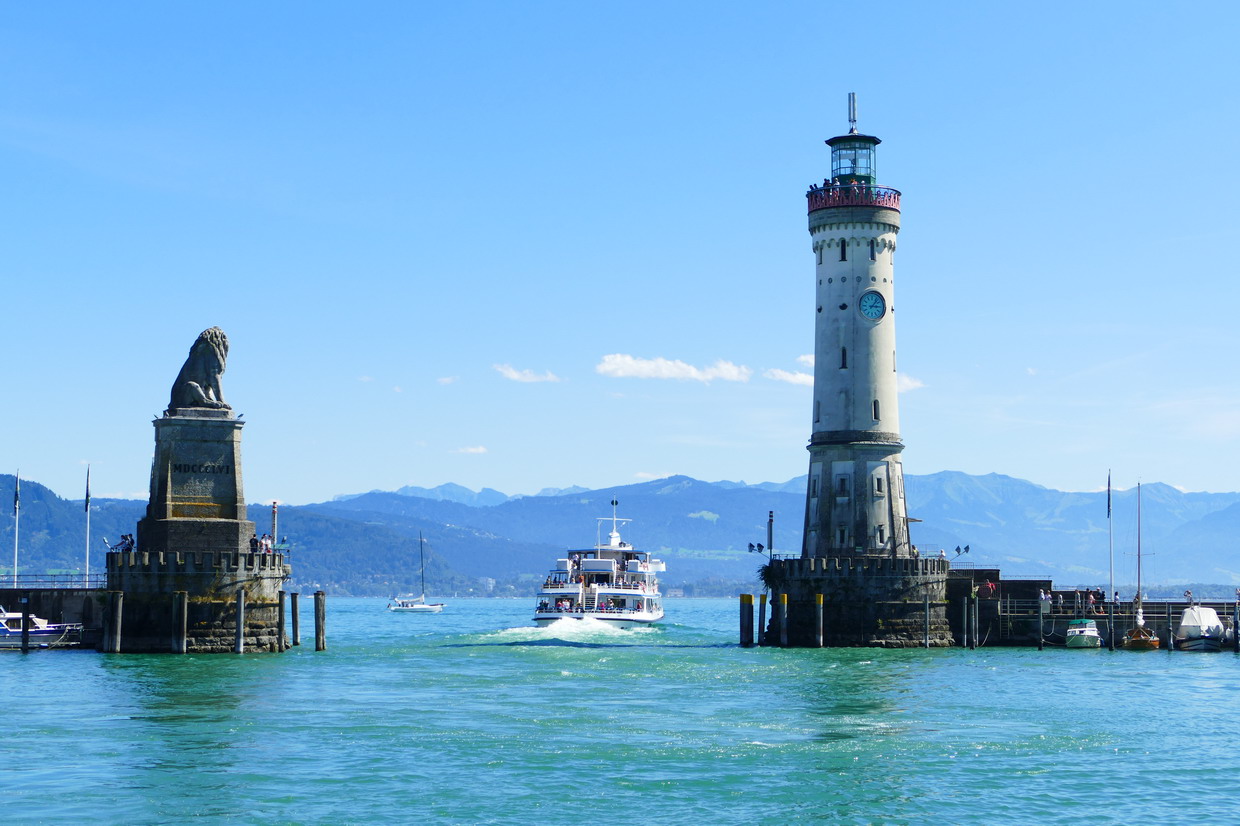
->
[1107,470,1113,607]
[419,531,427,597]
[1136,483,1142,602]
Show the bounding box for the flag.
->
[1106,472,1111,518]
[85,465,91,513]
[12,472,18,515]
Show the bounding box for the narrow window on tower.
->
[873,399,881,421]
[810,477,818,498]
[869,239,876,261]
[814,400,821,423]
[877,525,886,544]
[839,239,847,261]
[817,245,823,265]
[836,476,849,496]
[837,528,848,545]
[840,347,847,369]
[875,476,885,496]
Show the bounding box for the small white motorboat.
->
[1066,618,1102,648]
[1175,605,1224,652]
[0,606,83,649]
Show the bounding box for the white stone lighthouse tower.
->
[802,94,909,560]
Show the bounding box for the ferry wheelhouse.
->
[533,503,665,628]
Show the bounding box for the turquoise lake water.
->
[4,597,1240,824]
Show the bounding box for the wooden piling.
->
[1234,602,1239,654]
[969,596,978,650]
[291,592,301,646]
[314,591,326,651]
[106,591,124,654]
[234,588,246,654]
[277,590,287,653]
[922,592,929,649]
[1037,597,1044,651]
[757,593,768,646]
[739,594,754,647]
[171,591,188,654]
[1107,602,1115,650]
[778,592,788,648]
[816,593,824,648]
[20,594,30,653]
[960,598,968,648]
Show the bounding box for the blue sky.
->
[2,2,1238,504]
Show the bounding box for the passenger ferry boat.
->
[533,502,665,628]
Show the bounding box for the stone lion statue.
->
[166,327,232,414]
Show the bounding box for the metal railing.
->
[0,573,107,590]
[806,184,901,213]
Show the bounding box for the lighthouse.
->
[767,95,953,647]
[802,94,909,560]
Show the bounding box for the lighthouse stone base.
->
[767,556,954,648]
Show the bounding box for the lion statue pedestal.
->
[107,327,291,653]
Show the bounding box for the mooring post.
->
[969,596,978,650]
[291,592,301,646]
[234,588,246,654]
[739,594,754,647]
[1233,601,1239,654]
[923,592,930,649]
[1037,597,1045,651]
[1167,601,1174,653]
[172,590,188,654]
[20,593,31,653]
[816,593,824,648]
[277,590,287,653]
[779,592,789,648]
[960,597,968,648]
[758,593,768,646]
[107,591,124,654]
[314,590,326,651]
[1107,602,1115,650]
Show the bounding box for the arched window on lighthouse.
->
[869,239,876,261]
[840,347,847,369]
[873,399,881,421]
[817,245,823,265]
[839,239,847,262]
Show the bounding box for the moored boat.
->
[1174,605,1224,652]
[0,606,83,649]
[533,500,664,628]
[1120,482,1160,650]
[1066,618,1102,648]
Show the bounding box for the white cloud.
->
[494,364,562,383]
[897,374,926,393]
[393,386,402,393]
[764,368,813,386]
[634,471,675,480]
[453,446,488,454]
[437,376,458,385]
[1026,367,1038,376]
[797,354,815,367]
[358,375,374,383]
[596,354,752,383]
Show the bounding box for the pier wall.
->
[105,550,289,653]
[768,556,954,647]
[0,588,103,647]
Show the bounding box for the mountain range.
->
[4,472,1239,596]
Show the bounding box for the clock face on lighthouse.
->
[858,291,886,320]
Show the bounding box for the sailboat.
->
[1121,482,1159,650]
[388,532,445,613]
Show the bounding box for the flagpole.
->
[12,470,20,588]
[85,465,92,587]
[1107,470,1113,607]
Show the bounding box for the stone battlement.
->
[778,556,949,579]
[107,550,288,574]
